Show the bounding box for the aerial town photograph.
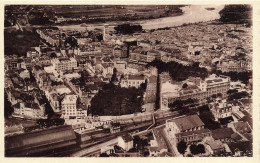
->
[4,4,253,157]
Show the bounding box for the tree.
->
[133,135,141,149]
[177,140,187,154]
[4,20,12,27]
[228,91,249,101]
[217,93,222,98]
[190,144,205,155]
[96,33,103,41]
[213,70,252,85]
[140,79,148,91]
[29,17,51,25]
[198,105,210,114]
[146,59,208,82]
[211,94,217,99]
[36,118,64,128]
[110,68,117,83]
[40,93,56,119]
[120,74,124,80]
[155,40,161,45]
[50,52,57,58]
[114,145,124,153]
[114,24,143,35]
[192,62,200,67]
[51,81,63,86]
[183,98,195,105]
[182,83,188,88]
[5,29,41,57]
[179,106,195,115]
[100,153,109,157]
[199,111,221,130]
[65,36,78,47]
[197,144,206,154]
[4,91,14,118]
[190,145,197,155]
[169,100,183,111]
[89,84,144,116]
[236,52,246,59]
[227,89,238,94]
[219,5,252,27]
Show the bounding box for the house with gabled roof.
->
[118,133,133,152]
[149,126,168,157]
[166,115,212,145]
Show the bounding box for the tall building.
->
[61,94,78,119]
[165,115,212,145]
[52,57,77,71]
[209,99,233,121]
[36,29,60,47]
[103,24,109,41]
[217,59,250,72]
[200,74,230,98]
[160,74,230,110]
[61,94,87,119]
[12,102,46,120]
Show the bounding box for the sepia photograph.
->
[3,3,254,158]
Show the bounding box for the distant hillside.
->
[219,5,252,26]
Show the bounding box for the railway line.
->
[29,110,181,157]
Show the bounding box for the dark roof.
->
[159,151,174,157]
[175,128,211,138]
[231,133,243,141]
[227,141,252,153]
[120,133,133,143]
[24,102,40,110]
[206,79,223,84]
[148,76,157,83]
[168,115,204,132]
[152,126,168,151]
[228,100,243,107]
[13,103,20,108]
[149,146,159,152]
[111,122,120,127]
[5,125,76,151]
[5,124,24,135]
[205,140,225,150]
[240,111,252,128]
[239,99,252,105]
[243,133,252,142]
[212,128,234,140]
[128,75,145,81]
[233,121,251,134]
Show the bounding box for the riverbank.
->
[56,5,224,32]
[140,5,224,29]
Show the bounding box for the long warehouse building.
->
[5,125,77,157]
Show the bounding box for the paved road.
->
[156,126,177,157]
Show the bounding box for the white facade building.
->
[62,94,78,119]
[121,75,145,88]
[161,74,230,110]
[52,57,77,71]
[118,134,134,152]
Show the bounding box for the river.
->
[56,5,225,31]
[140,5,225,29]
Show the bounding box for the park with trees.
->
[147,59,208,81]
[88,83,146,116]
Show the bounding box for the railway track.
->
[32,111,181,157]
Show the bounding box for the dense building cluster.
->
[4,5,252,157]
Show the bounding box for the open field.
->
[47,5,184,18]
